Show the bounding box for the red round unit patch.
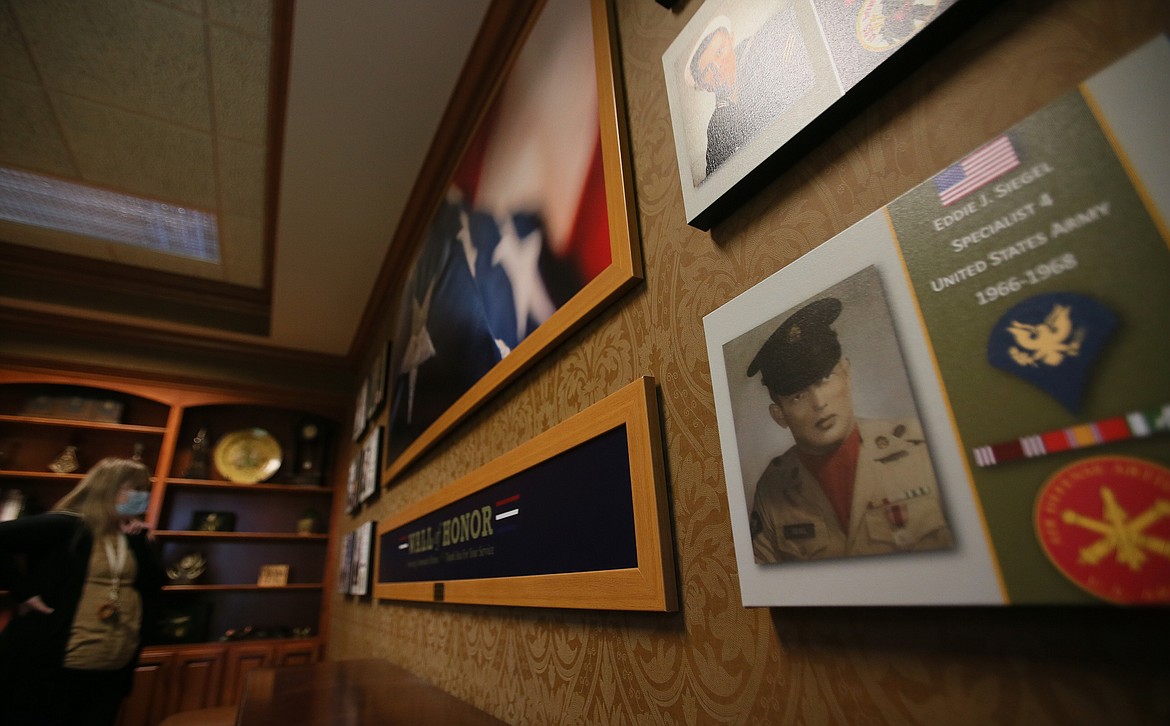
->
[1034,455,1170,604]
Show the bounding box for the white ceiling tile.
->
[217,137,266,216]
[0,77,76,175]
[0,214,221,284]
[0,217,112,258]
[107,240,225,279]
[0,2,38,82]
[210,25,270,145]
[1,0,488,355]
[11,0,211,131]
[146,0,205,17]
[207,0,272,38]
[218,212,265,287]
[54,93,217,208]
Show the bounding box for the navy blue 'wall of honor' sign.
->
[378,425,636,583]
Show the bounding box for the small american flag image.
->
[934,135,1021,206]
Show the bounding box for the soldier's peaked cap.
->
[747,297,843,397]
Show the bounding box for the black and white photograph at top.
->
[665,0,835,189]
[663,0,964,228]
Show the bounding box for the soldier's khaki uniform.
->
[751,418,954,562]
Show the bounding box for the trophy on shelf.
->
[182,427,210,479]
[166,551,207,584]
[191,511,236,532]
[48,444,80,474]
[291,419,328,486]
[0,489,25,522]
[297,508,322,535]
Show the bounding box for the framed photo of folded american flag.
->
[381,0,640,483]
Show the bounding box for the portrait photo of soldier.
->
[723,266,955,564]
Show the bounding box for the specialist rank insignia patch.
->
[1034,456,1170,604]
[988,292,1117,413]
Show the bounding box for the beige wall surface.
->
[328,0,1170,723]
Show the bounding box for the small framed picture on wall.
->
[360,427,382,503]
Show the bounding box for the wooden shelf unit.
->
[163,583,325,592]
[155,531,330,541]
[164,478,335,495]
[0,367,343,653]
[0,413,168,435]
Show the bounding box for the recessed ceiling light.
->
[0,167,220,263]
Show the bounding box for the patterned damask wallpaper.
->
[328,0,1170,723]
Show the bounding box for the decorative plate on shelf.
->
[213,428,282,483]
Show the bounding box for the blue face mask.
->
[117,490,150,517]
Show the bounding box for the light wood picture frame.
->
[351,378,368,442]
[351,520,375,597]
[345,455,360,514]
[382,0,641,483]
[359,427,382,504]
[337,532,354,594]
[374,377,676,612]
[364,339,390,425]
[257,564,289,587]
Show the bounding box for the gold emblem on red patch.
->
[1035,456,1170,604]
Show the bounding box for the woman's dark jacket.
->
[0,512,165,695]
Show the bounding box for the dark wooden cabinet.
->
[222,642,275,707]
[169,646,227,713]
[116,639,321,725]
[275,639,321,666]
[117,650,173,726]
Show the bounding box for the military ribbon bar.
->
[971,403,1170,467]
[866,486,932,510]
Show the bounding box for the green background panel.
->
[888,91,1170,603]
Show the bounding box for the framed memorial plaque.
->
[705,37,1170,607]
[374,377,676,611]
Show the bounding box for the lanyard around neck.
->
[103,534,128,583]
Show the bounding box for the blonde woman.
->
[0,458,164,726]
